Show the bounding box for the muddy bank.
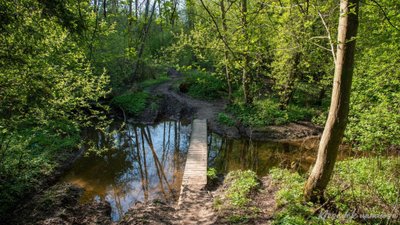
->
[118,174,279,225]
[1,146,85,224]
[10,184,111,225]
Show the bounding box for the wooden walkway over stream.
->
[181,119,208,186]
[177,119,216,224]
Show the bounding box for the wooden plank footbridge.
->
[177,119,215,224]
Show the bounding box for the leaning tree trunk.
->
[304,0,359,203]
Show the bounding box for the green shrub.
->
[180,70,226,100]
[207,167,218,180]
[111,91,149,116]
[227,97,317,127]
[225,170,259,207]
[217,113,236,127]
[0,120,80,218]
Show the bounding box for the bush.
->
[111,91,149,116]
[225,170,259,207]
[217,113,236,127]
[0,120,80,219]
[227,98,316,127]
[180,70,226,100]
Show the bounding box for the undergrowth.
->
[270,157,400,224]
[0,120,80,219]
[227,98,316,127]
[214,170,260,224]
[111,91,149,117]
[178,70,226,100]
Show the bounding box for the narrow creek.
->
[61,120,353,221]
[61,120,191,221]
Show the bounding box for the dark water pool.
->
[61,121,191,221]
[208,133,353,176]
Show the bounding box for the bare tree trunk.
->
[170,0,178,27]
[220,0,232,102]
[132,0,157,80]
[135,0,138,19]
[241,0,252,105]
[103,0,107,18]
[304,0,359,203]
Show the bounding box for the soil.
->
[118,176,279,225]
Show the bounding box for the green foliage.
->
[270,157,400,224]
[139,75,170,90]
[344,1,400,152]
[0,1,111,218]
[217,113,236,127]
[228,98,315,127]
[225,170,259,207]
[111,92,149,117]
[207,167,218,180]
[180,70,226,100]
[0,120,80,218]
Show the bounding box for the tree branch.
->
[369,0,400,31]
[198,0,238,60]
[318,10,337,64]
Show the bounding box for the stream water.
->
[61,120,352,221]
[61,121,191,221]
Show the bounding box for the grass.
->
[270,157,400,224]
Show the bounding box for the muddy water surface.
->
[208,133,354,175]
[61,121,191,221]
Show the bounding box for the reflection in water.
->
[208,133,353,176]
[62,121,191,221]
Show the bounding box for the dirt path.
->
[154,76,226,119]
[152,75,322,140]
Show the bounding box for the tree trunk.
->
[103,0,107,18]
[132,0,157,80]
[304,0,359,203]
[279,52,301,110]
[241,0,252,105]
[220,0,232,101]
[135,0,138,19]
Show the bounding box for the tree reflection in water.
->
[208,133,353,176]
[62,121,191,221]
